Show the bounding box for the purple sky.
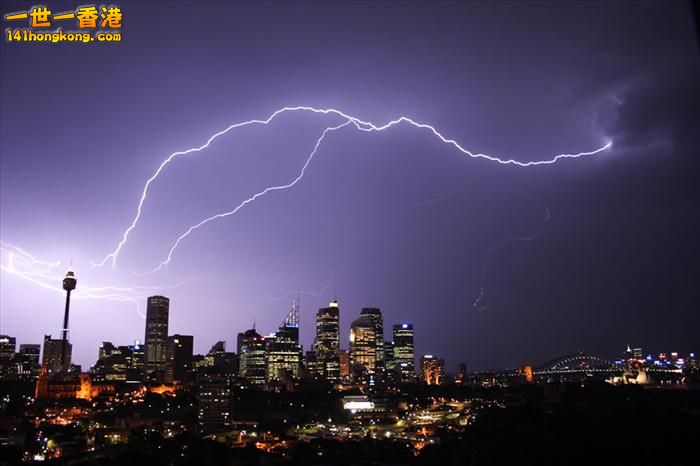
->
[1,1,699,372]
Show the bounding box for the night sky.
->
[1,1,698,372]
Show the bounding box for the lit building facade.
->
[314,300,340,383]
[238,328,267,388]
[350,315,376,385]
[360,307,385,382]
[42,334,71,374]
[0,335,16,378]
[266,302,302,383]
[392,323,415,384]
[144,296,169,380]
[420,355,445,385]
[197,371,232,434]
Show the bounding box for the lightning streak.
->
[146,120,353,274]
[93,105,612,269]
[1,241,192,318]
[473,208,551,312]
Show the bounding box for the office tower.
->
[206,341,226,366]
[203,341,238,376]
[166,334,194,384]
[0,335,15,361]
[238,328,266,388]
[314,300,340,383]
[384,341,396,383]
[123,342,144,383]
[42,334,71,374]
[420,355,444,385]
[92,344,131,382]
[392,323,415,384]
[144,295,169,380]
[128,342,144,368]
[98,342,116,361]
[304,350,317,375]
[0,335,16,378]
[14,344,41,380]
[60,269,77,370]
[197,372,232,434]
[19,344,40,364]
[359,307,385,381]
[350,315,377,385]
[266,299,302,382]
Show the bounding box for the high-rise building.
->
[166,334,194,384]
[202,341,239,376]
[314,300,340,383]
[15,344,41,380]
[0,335,16,361]
[420,355,445,385]
[197,371,232,434]
[92,343,132,382]
[127,342,145,381]
[42,334,71,374]
[359,308,384,381]
[303,350,317,376]
[19,344,40,364]
[392,323,415,384]
[238,328,266,388]
[98,342,116,361]
[266,300,302,383]
[0,335,16,378]
[144,296,169,380]
[350,315,377,385]
[384,340,396,383]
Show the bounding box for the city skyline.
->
[2,1,699,374]
[2,288,693,377]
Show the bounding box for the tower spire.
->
[281,295,299,328]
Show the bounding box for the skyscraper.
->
[359,307,384,381]
[0,335,15,361]
[197,371,232,434]
[314,300,340,383]
[238,328,266,388]
[384,340,395,383]
[166,334,194,384]
[144,295,169,380]
[349,315,376,385]
[42,334,70,374]
[60,269,77,370]
[0,335,16,378]
[266,299,302,382]
[16,344,41,380]
[420,355,444,385]
[392,323,415,384]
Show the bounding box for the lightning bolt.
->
[473,208,551,312]
[144,120,352,274]
[91,106,612,270]
[0,241,193,318]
